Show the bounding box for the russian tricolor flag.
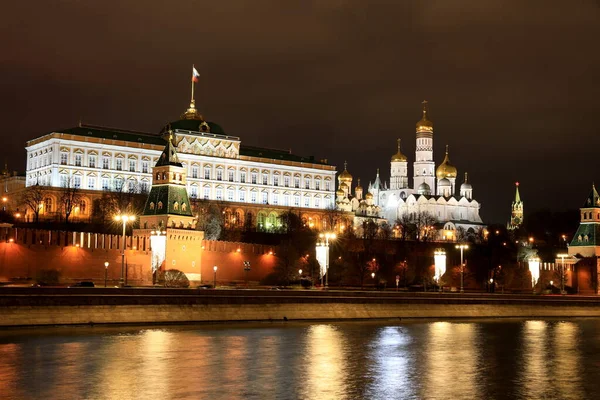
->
[192,67,200,83]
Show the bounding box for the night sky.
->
[2,1,600,223]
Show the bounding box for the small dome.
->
[391,139,407,162]
[460,172,472,191]
[417,182,431,195]
[336,189,345,197]
[439,178,451,187]
[365,192,374,200]
[339,182,348,190]
[436,145,457,179]
[338,161,352,183]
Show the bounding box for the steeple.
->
[181,65,203,121]
[583,183,600,208]
[140,133,195,230]
[508,182,523,230]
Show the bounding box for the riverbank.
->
[2,288,600,327]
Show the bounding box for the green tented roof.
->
[570,223,600,247]
[142,185,193,217]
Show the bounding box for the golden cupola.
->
[391,139,407,162]
[436,145,458,179]
[416,100,433,134]
[338,161,353,184]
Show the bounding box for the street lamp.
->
[114,214,135,287]
[104,261,109,287]
[298,269,303,276]
[557,253,568,295]
[371,272,376,288]
[243,261,251,288]
[213,265,218,288]
[455,244,469,293]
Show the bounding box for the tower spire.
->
[515,182,521,203]
[464,172,468,183]
[397,138,401,152]
[445,144,449,154]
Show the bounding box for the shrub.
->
[35,269,61,286]
[162,269,190,288]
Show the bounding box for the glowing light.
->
[434,248,446,282]
[236,248,241,253]
[528,257,540,290]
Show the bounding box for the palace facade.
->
[22,96,339,230]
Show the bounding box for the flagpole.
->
[191,64,195,104]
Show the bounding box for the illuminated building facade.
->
[336,101,484,239]
[22,93,337,229]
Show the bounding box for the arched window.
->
[150,202,155,210]
[158,201,163,210]
[80,201,86,214]
[173,201,179,211]
[44,197,52,213]
[181,203,187,211]
[156,172,160,180]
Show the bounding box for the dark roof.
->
[50,124,329,166]
[143,185,193,217]
[56,125,164,145]
[160,119,225,135]
[240,145,326,165]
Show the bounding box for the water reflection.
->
[423,322,481,400]
[553,322,583,400]
[302,324,347,400]
[0,319,597,400]
[366,326,414,399]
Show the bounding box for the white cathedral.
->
[336,101,484,240]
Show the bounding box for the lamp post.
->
[455,244,469,293]
[114,214,135,287]
[104,261,109,287]
[213,265,218,288]
[243,261,251,288]
[557,253,568,295]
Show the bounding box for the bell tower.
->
[413,101,436,193]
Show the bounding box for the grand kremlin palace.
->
[23,98,339,230]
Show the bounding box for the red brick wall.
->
[0,228,279,286]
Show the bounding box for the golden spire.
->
[339,160,352,183]
[464,172,468,183]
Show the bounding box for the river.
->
[0,318,598,400]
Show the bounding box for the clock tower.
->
[508,182,523,230]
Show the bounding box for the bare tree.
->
[415,211,437,242]
[95,182,146,224]
[323,203,345,232]
[395,214,416,241]
[60,177,82,224]
[20,184,46,223]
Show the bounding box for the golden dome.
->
[436,145,457,179]
[355,178,363,192]
[338,160,353,183]
[416,100,433,132]
[336,188,345,197]
[365,192,374,200]
[391,139,407,162]
[339,182,348,190]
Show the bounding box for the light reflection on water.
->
[0,319,598,400]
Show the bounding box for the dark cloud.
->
[2,0,599,223]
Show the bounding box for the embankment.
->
[2,289,600,327]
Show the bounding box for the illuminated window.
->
[88,156,96,168]
[173,201,179,211]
